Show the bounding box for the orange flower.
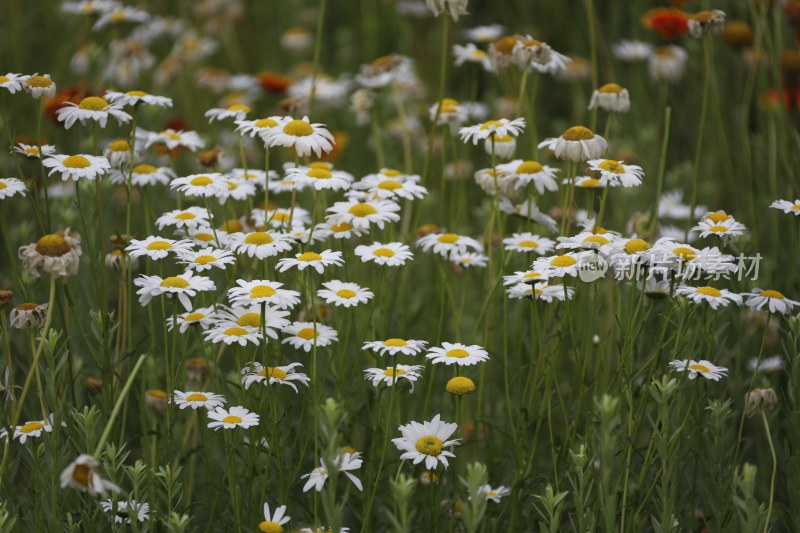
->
[642,8,690,39]
[43,84,89,123]
[258,70,292,94]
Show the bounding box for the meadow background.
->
[1,0,800,531]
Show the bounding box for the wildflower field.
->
[2,0,800,531]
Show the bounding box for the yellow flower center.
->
[689,363,710,373]
[516,161,543,174]
[221,219,243,232]
[236,313,260,328]
[35,234,70,257]
[272,212,290,222]
[550,255,577,267]
[78,96,109,111]
[226,181,237,191]
[126,90,147,97]
[255,118,279,128]
[223,415,242,424]
[0,76,8,83]
[244,232,274,245]
[72,464,92,487]
[298,252,322,262]
[223,327,249,336]
[348,203,377,217]
[705,211,729,223]
[26,76,52,88]
[446,376,476,396]
[446,348,469,358]
[624,239,651,254]
[227,104,251,113]
[522,272,542,279]
[309,161,332,170]
[415,435,444,456]
[175,212,196,220]
[194,232,213,241]
[381,169,403,177]
[578,178,602,187]
[383,367,407,377]
[147,389,167,400]
[259,521,283,533]
[20,421,44,434]
[709,225,728,233]
[190,176,213,187]
[597,160,624,174]
[672,247,696,261]
[146,240,172,251]
[598,82,624,94]
[487,491,497,498]
[480,120,504,130]
[562,126,594,141]
[583,235,610,245]
[760,290,785,299]
[373,248,395,257]
[108,140,130,152]
[336,289,357,299]
[131,164,156,174]
[0,182,6,190]
[518,240,539,249]
[696,287,722,297]
[282,119,313,136]
[184,312,205,322]
[377,180,403,191]
[330,222,352,232]
[297,327,318,340]
[384,338,407,347]
[791,204,800,211]
[63,155,91,168]
[250,285,277,298]
[24,147,40,155]
[185,393,208,402]
[307,168,332,180]
[437,233,460,244]
[259,367,288,380]
[160,277,189,288]
[160,130,182,140]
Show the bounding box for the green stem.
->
[94,354,147,456]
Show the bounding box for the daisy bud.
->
[185,357,210,382]
[145,389,168,412]
[745,388,778,417]
[104,139,132,168]
[588,83,631,113]
[446,376,476,397]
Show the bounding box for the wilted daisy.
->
[514,37,571,73]
[156,207,210,230]
[259,503,291,533]
[688,10,726,38]
[23,74,56,99]
[276,250,343,274]
[171,173,228,198]
[668,359,728,381]
[144,129,205,151]
[173,390,226,410]
[9,302,48,329]
[177,247,235,271]
[126,236,194,260]
[317,281,374,308]
[362,338,428,357]
[302,452,364,493]
[417,232,483,257]
[326,199,401,230]
[134,271,215,310]
[459,118,526,145]
[227,280,299,310]
[355,242,415,266]
[0,178,27,200]
[19,231,82,278]
[425,0,468,21]
[227,230,295,259]
[167,307,218,333]
[393,414,460,470]
[649,46,688,84]
[588,159,643,187]
[503,233,555,254]
[612,40,653,61]
[588,83,630,113]
[539,126,607,162]
[769,199,800,215]
[56,96,132,129]
[43,154,111,181]
[365,365,424,390]
[105,90,173,108]
[100,499,150,524]
[205,103,251,123]
[262,116,334,158]
[207,405,260,430]
[13,415,54,443]
[426,342,489,366]
[241,362,310,392]
[289,166,352,191]
[282,321,338,352]
[743,289,799,315]
[675,285,742,309]
[496,160,559,194]
[60,454,121,496]
[0,73,25,93]
[13,143,56,159]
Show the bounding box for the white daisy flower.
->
[770,199,800,215]
[216,305,291,339]
[13,415,54,443]
[216,177,257,203]
[235,116,285,139]
[362,338,428,357]
[60,454,121,496]
[166,307,218,333]
[748,355,783,373]
[43,153,111,181]
[126,236,194,260]
[556,231,617,253]
[514,37,571,73]
[0,73,25,94]
[687,10,726,38]
[499,198,559,231]
[185,226,228,247]
[480,484,511,503]
[276,249,344,274]
[204,104,252,123]
[354,174,428,201]
[668,359,727,381]
[459,118,526,145]
[693,217,746,242]
[207,405,260,430]
[453,44,494,71]
[156,207,210,230]
[105,90,173,108]
[230,168,272,189]
[392,414,460,470]
[0,178,27,200]
[503,270,549,286]
[496,159,559,194]
[100,499,150,524]
[282,321,338,352]
[314,221,370,240]
[416,232,483,257]
[365,365,424,390]
[110,164,175,187]
[588,83,631,113]
[259,503,291,533]
[531,252,588,278]
[13,143,56,159]
[93,7,149,30]
[23,74,56,99]
[743,289,799,315]
[317,281,374,308]
[658,190,707,220]
[302,453,364,493]
[326,199,401,230]
[587,159,644,187]
[134,271,216,310]
[171,173,228,198]
[241,362,310,392]
[463,24,505,43]
[612,40,653,62]
[289,165,352,192]
[426,342,489,366]
[539,126,607,162]
[173,390,226,410]
[56,96,132,129]
[503,233,555,254]
[648,45,688,84]
[228,279,301,309]
[451,252,489,268]
[675,285,742,309]
[144,129,205,151]
[507,283,574,302]
[254,207,312,229]
[262,116,335,158]
[355,242,415,266]
[203,323,261,346]
[177,247,235,271]
[227,230,295,259]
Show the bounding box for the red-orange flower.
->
[643,8,690,39]
[43,84,89,123]
[258,71,292,94]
